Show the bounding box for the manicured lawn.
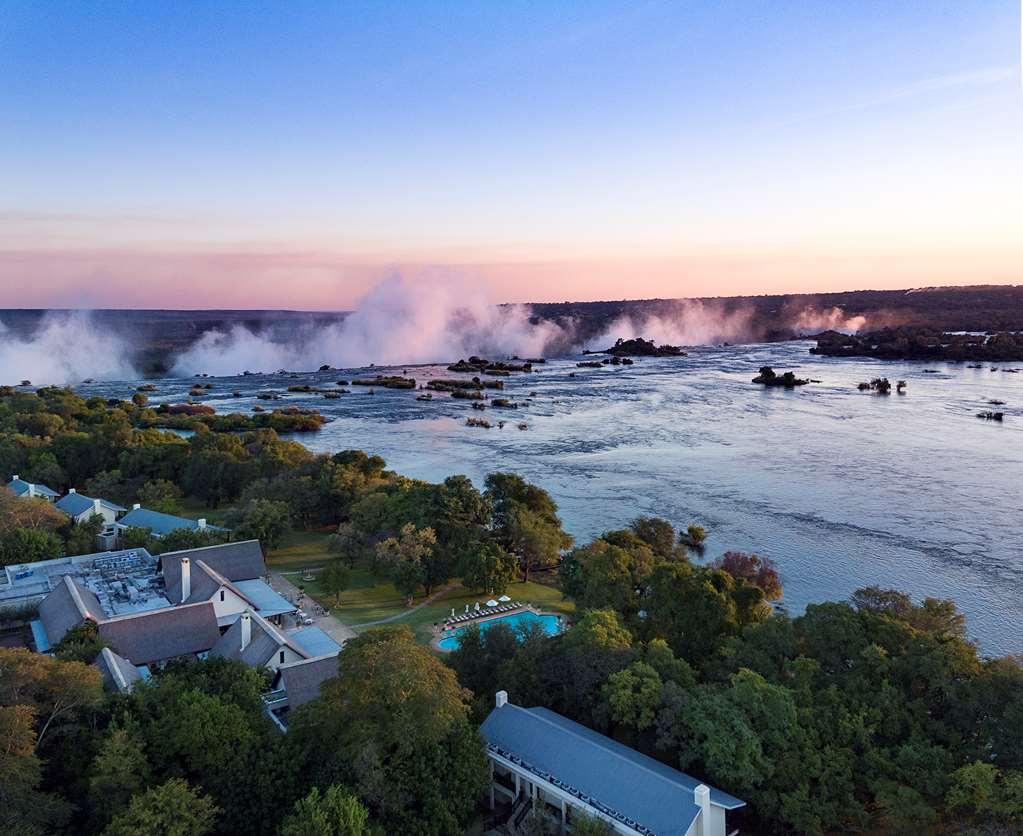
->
[268,530,576,644]
[266,529,335,571]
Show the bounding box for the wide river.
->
[82,341,1023,655]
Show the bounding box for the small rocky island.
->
[752,366,809,388]
[591,337,687,357]
[811,327,1023,361]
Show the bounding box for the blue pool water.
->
[438,611,563,651]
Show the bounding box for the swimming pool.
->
[437,610,562,651]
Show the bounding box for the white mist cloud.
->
[789,306,866,335]
[171,275,573,376]
[0,312,138,385]
[587,300,758,349]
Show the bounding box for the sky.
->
[0,0,1020,310]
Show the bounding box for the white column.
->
[695,784,711,836]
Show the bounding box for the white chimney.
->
[12,474,18,481]
[495,690,508,708]
[92,498,102,515]
[180,557,191,601]
[133,503,141,510]
[694,785,710,836]
[240,611,252,650]
[27,483,35,498]
[68,487,77,494]
[198,518,207,530]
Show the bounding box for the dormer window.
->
[279,650,285,663]
[220,590,225,602]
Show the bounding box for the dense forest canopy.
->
[1,386,1021,834]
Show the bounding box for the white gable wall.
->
[72,506,119,526]
[212,586,251,626]
[264,643,306,674]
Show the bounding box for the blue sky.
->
[0,1,1019,308]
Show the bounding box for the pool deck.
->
[430,604,565,653]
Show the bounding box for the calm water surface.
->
[83,341,1023,655]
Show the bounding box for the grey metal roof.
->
[98,601,220,665]
[95,646,142,692]
[290,626,342,657]
[55,492,126,517]
[480,703,745,836]
[233,579,295,618]
[278,654,339,708]
[162,541,265,603]
[38,575,103,646]
[7,478,59,498]
[118,507,224,537]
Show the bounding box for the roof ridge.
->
[99,646,130,690]
[517,705,702,794]
[193,560,259,607]
[161,539,259,558]
[101,600,213,624]
[63,575,98,621]
[277,651,339,671]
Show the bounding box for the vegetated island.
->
[447,357,533,374]
[588,336,687,357]
[752,366,809,388]
[142,402,328,432]
[351,375,416,389]
[811,327,1023,361]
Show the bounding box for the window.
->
[279,650,285,663]
[219,590,225,602]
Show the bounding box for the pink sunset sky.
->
[2,2,1021,310]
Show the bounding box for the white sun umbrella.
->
[474,601,481,611]
[486,599,499,608]
[498,595,511,602]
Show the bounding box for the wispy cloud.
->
[770,65,1016,129]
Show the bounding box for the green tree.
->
[679,524,706,551]
[484,473,572,582]
[458,540,518,595]
[279,785,371,836]
[946,761,1023,824]
[288,626,488,836]
[226,498,292,550]
[102,778,218,836]
[561,532,655,622]
[375,523,434,605]
[137,478,183,513]
[628,516,680,561]
[562,609,633,653]
[320,559,352,607]
[0,526,63,567]
[645,563,740,663]
[0,704,71,835]
[602,661,662,731]
[88,717,152,830]
[53,619,107,663]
